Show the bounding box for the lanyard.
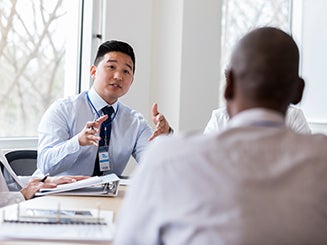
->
[86,92,119,128]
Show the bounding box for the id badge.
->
[98,146,110,171]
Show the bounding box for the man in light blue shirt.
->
[35,40,172,177]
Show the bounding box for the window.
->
[219,0,291,105]
[0,0,81,138]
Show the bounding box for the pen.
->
[41,173,49,183]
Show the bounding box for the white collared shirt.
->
[35,86,153,176]
[204,105,311,134]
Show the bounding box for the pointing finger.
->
[152,103,159,117]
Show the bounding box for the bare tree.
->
[0,0,66,136]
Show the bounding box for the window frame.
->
[0,0,102,150]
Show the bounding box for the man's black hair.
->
[93,40,135,72]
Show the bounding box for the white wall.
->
[150,0,184,131]
[103,0,153,121]
[103,0,223,133]
[179,0,222,132]
[292,0,327,134]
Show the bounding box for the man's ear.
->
[90,65,96,79]
[290,77,305,105]
[224,69,234,101]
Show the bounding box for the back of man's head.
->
[225,27,304,116]
[93,40,136,72]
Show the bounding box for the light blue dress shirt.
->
[35,87,153,176]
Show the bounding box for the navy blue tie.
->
[93,106,114,176]
[99,106,114,147]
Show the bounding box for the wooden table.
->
[0,186,126,244]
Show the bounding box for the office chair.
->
[4,150,38,176]
[0,150,38,191]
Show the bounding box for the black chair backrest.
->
[4,150,37,176]
[0,150,37,191]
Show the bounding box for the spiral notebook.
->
[0,206,114,243]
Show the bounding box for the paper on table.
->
[0,150,24,188]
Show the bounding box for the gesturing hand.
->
[78,115,108,146]
[149,103,171,141]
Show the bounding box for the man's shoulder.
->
[51,92,87,109]
[299,132,327,147]
[285,105,311,134]
[286,105,303,115]
[58,91,86,103]
[149,132,217,162]
[211,107,229,122]
[212,107,228,116]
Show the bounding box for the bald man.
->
[114,27,327,244]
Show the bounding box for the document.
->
[0,207,114,243]
[35,173,120,197]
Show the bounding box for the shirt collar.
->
[227,108,285,129]
[88,86,118,113]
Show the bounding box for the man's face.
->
[90,51,134,104]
